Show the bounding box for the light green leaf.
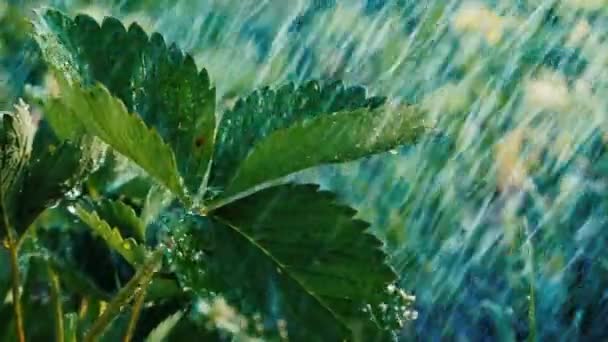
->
[141,185,174,228]
[144,311,184,342]
[223,104,427,198]
[208,80,386,195]
[74,205,146,266]
[47,78,187,203]
[34,9,216,195]
[64,313,79,342]
[198,184,408,340]
[42,95,86,141]
[89,199,146,242]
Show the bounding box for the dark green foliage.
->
[87,199,146,241]
[16,140,102,233]
[0,7,431,341]
[0,103,34,239]
[38,207,132,299]
[208,183,402,340]
[74,204,146,266]
[209,81,386,194]
[1,100,103,238]
[217,104,425,198]
[37,9,216,196]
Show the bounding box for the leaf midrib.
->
[211,214,354,336]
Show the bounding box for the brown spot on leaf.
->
[195,136,205,148]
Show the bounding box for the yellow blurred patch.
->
[452,2,506,45]
[495,128,528,190]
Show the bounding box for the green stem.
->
[7,232,25,342]
[525,223,537,342]
[84,250,163,342]
[1,195,25,342]
[123,284,147,342]
[48,263,65,342]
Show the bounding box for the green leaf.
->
[144,311,184,342]
[201,184,403,340]
[222,104,427,198]
[34,9,216,195]
[89,199,146,242]
[46,78,187,203]
[141,185,174,228]
[36,210,128,299]
[74,205,146,266]
[4,257,56,340]
[46,256,112,301]
[0,248,9,304]
[0,101,35,235]
[209,80,386,195]
[84,149,153,206]
[64,313,79,342]
[41,95,86,141]
[0,100,34,197]
[15,138,105,233]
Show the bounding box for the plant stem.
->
[524,221,537,342]
[1,196,25,342]
[48,263,65,342]
[123,284,147,342]
[84,250,163,342]
[7,232,25,342]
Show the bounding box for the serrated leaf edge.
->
[211,183,396,336]
[54,77,189,204]
[74,205,146,266]
[101,199,146,242]
[223,104,427,198]
[35,8,215,201]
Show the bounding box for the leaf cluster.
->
[1,8,427,341]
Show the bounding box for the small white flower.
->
[525,72,571,111]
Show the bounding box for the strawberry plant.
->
[0,9,426,341]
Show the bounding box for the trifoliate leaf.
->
[208,80,386,195]
[74,205,146,266]
[46,79,187,203]
[222,104,427,198]
[34,9,216,195]
[199,184,401,340]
